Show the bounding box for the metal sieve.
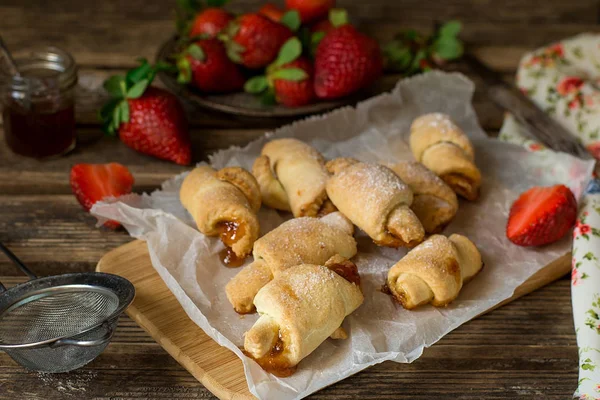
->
[0,242,135,373]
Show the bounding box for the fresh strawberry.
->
[285,0,335,23]
[314,25,383,99]
[244,38,314,107]
[189,7,233,37]
[177,39,245,93]
[70,163,134,229]
[273,57,315,106]
[221,13,293,69]
[258,3,285,22]
[100,60,192,165]
[506,184,577,247]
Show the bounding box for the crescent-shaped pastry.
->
[388,161,458,234]
[326,158,425,247]
[225,211,357,313]
[409,113,482,201]
[386,234,483,309]
[252,138,334,217]
[243,256,363,377]
[180,166,261,265]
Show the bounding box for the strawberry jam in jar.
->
[1,47,77,158]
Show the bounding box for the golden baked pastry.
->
[252,138,333,217]
[243,256,363,377]
[326,158,425,247]
[386,234,483,309]
[388,161,458,234]
[409,113,482,201]
[225,212,357,313]
[180,166,261,265]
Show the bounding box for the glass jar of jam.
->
[1,47,77,158]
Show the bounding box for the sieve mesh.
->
[4,317,119,373]
[0,289,119,345]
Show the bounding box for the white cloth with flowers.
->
[499,33,600,399]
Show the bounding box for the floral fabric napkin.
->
[498,33,600,399]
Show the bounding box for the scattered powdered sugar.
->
[412,112,459,135]
[36,370,97,396]
[338,163,409,200]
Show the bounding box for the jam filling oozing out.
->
[217,221,245,267]
[328,261,361,286]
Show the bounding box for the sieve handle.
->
[0,242,37,280]
[51,323,114,348]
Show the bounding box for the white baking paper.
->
[92,72,595,400]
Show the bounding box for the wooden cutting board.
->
[96,239,572,400]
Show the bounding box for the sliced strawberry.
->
[70,163,134,229]
[506,184,577,247]
[189,7,233,37]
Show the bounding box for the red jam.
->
[3,99,76,158]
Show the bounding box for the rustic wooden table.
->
[1,0,597,398]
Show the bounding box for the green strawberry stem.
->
[280,10,301,32]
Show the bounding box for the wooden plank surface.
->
[95,240,571,400]
[0,0,595,398]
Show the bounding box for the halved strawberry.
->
[70,163,134,229]
[506,184,577,246]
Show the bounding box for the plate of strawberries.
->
[155,0,387,117]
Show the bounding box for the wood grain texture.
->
[0,0,595,398]
[92,240,572,400]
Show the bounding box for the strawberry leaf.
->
[273,37,302,67]
[271,67,307,81]
[99,98,121,135]
[126,79,149,99]
[383,41,413,72]
[103,76,126,98]
[280,10,301,32]
[261,90,277,106]
[226,41,245,64]
[439,20,462,38]
[329,8,348,27]
[119,100,130,123]
[432,36,463,60]
[187,43,205,61]
[112,104,122,133]
[244,76,268,94]
[311,31,326,53]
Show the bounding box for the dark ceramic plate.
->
[155,35,365,118]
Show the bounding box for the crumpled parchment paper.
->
[92,71,595,400]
